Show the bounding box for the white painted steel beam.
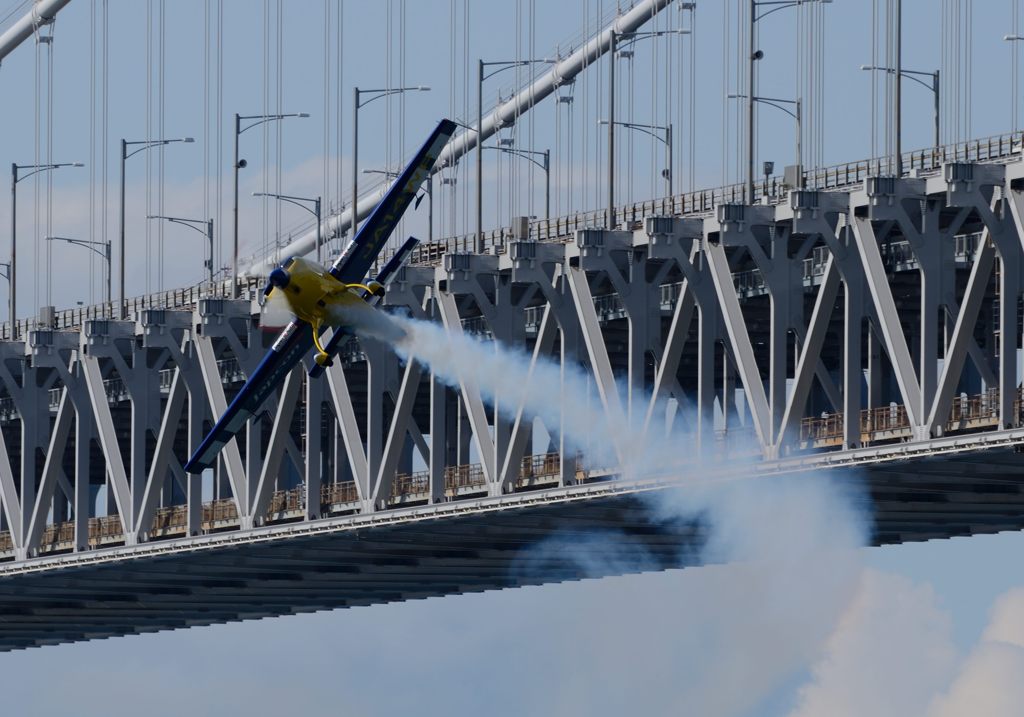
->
[436,290,496,483]
[0,0,72,65]
[194,336,247,519]
[325,361,370,501]
[703,241,771,451]
[251,367,303,522]
[851,217,923,428]
[82,355,132,536]
[135,368,187,539]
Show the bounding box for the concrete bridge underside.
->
[2,436,1024,651]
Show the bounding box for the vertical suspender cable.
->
[721,0,729,185]
[276,0,283,245]
[323,0,330,257]
[462,0,469,235]
[89,0,97,304]
[689,5,695,189]
[261,0,269,255]
[45,23,54,309]
[1013,0,1019,132]
[204,0,210,251]
[385,0,392,198]
[158,0,165,292]
[967,0,973,139]
[445,0,453,239]
[216,0,223,279]
[102,0,109,301]
[32,19,39,316]
[529,0,536,219]
[871,0,877,160]
[336,0,343,250]
[145,0,152,295]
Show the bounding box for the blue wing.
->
[184,120,454,474]
[183,320,312,473]
[330,119,455,283]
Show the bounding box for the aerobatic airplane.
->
[184,118,456,474]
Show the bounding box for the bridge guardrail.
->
[1,133,1018,339]
[370,131,1023,272]
[799,387,1018,448]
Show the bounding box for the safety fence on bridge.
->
[0,450,588,557]
[800,388,1022,448]
[376,131,1023,267]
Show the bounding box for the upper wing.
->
[184,120,454,474]
[331,118,456,284]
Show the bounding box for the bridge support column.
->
[306,372,324,519]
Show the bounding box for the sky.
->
[1,1,1024,715]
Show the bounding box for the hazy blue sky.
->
[0,1,1023,715]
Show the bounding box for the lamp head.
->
[182,137,195,143]
[237,158,248,169]
[297,113,310,118]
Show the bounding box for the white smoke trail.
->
[347,308,872,714]
[349,306,713,479]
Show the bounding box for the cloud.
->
[929,588,1024,717]
[788,570,958,717]
[788,574,1024,717]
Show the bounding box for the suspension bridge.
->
[0,0,1022,650]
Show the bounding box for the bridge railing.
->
[372,130,1024,272]
[799,387,1019,448]
[0,276,266,341]
[1,133,1019,339]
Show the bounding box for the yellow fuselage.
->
[275,256,366,328]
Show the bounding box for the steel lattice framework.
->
[3,136,1024,649]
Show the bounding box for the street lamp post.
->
[608,29,689,224]
[861,65,940,153]
[46,236,112,304]
[477,60,552,248]
[747,0,831,201]
[352,87,430,247]
[10,161,83,335]
[253,192,322,265]
[233,113,309,299]
[120,137,193,318]
[598,120,673,198]
[147,215,215,289]
[481,144,552,219]
[730,93,803,189]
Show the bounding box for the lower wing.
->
[183,320,313,473]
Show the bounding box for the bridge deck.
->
[2,432,1024,651]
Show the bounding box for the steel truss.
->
[0,156,1023,604]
